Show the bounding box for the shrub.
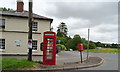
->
[56,44,66,50]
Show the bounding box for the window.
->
[0,19,5,29]
[0,39,5,49]
[32,22,38,31]
[32,40,37,50]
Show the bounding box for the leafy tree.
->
[71,35,82,50]
[0,7,13,11]
[95,42,104,47]
[111,43,119,48]
[57,22,68,37]
[83,43,87,49]
[81,38,88,44]
[106,44,111,48]
[57,37,67,45]
[89,41,96,49]
[66,36,72,40]
[66,39,74,50]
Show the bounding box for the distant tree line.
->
[0,7,13,11]
[56,22,120,50]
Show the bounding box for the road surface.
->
[2,51,119,71]
[57,51,118,70]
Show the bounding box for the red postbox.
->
[43,31,56,65]
[78,44,84,51]
[78,44,84,63]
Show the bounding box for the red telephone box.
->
[43,31,56,65]
[78,44,84,51]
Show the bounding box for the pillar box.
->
[78,44,84,51]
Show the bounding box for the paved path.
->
[57,51,87,64]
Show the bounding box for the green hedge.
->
[56,44,67,50]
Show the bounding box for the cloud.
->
[44,2,118,43]
[45,2,117,26]
[0,0,16,9]
[95,23,118,33]
[0,0,118,43]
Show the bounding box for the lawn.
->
[84,48,120,53]
[1,58,35,70]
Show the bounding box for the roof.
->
[1,11,53,21]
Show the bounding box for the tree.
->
[66,39,74,50]
[111,43,119,48]
[89,41,96,49]
[71,35,82,50]
[95,42,104,47]
[57,37,67,45]
[57,22,68,37]
[0,7,13,11]
[83,43,87,49]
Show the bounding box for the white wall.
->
[0,16,51,54]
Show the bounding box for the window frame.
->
[32,40,37,51]
[0,19,5,29]
[0,39,5,51]
[32,22,38,32]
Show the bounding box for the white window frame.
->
[32,22,38,32]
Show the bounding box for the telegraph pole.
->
[28,0,33,61]
[87,28,90,60]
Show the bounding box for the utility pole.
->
[87,28,90,60]
[28,0,33,61]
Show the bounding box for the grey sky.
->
[0,0,118,44]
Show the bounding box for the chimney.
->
[16,0,24,12]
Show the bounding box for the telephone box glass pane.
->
[47,38,53,49]
[47,47,53,49]
[46,38,54,61]
[47,56,52,60]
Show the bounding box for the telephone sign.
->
[43,31,56,65]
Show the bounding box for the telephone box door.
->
[43,31,56,65]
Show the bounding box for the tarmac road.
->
[57,51,118,70]
[81,52,118,70]
[2,51,119,71]
[48,51,119,72]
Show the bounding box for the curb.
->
[76,56,104,69]
[2,56,104,72]
[33,56,104,71]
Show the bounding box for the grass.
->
[84,48,120,53]
[34,60,43,64]
[1,58,35,70]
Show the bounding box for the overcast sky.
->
[0,0,119,44]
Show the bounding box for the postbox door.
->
[78,44,84,51]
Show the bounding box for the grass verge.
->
[1,58,35,70]
[84,48,120,53]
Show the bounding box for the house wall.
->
[3,16,51,33]
[1,16,51,54]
